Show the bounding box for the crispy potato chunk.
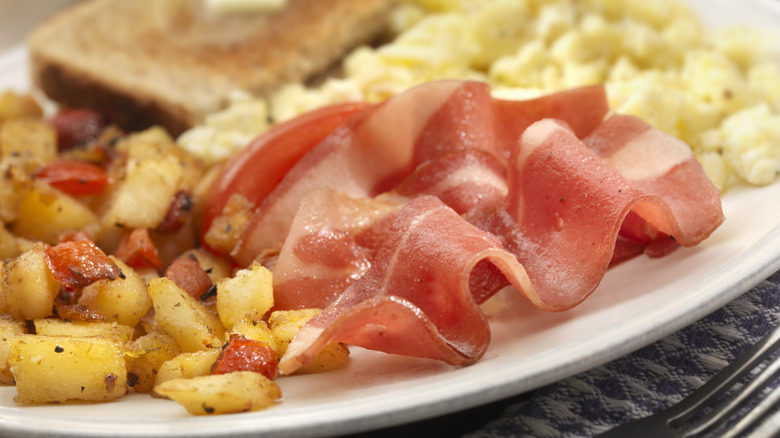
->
[154,349,221,388]
[11,179,100,245]
[0,91,43,125]
[230,317,279,354]
[1,243,60,320]
[203,193,254,255]
[268,309,350,374]
[78,257,153,328]
[0,118,56,170]
[9,334,127,403]
[181,248,233,283]
[0,225,23,261]
[154,371,281,415]
[216,261,273,330]
[103,129,184,229]
[147,277,225,352]
[0,157,30,224]
[33,319,134,343]
[0,316,26,385]
[125,330,181,393]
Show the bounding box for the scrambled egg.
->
[178,0,780,191]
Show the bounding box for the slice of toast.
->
[27,0,395,136]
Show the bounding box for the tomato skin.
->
[44,239,122,290]
[114,228,163,271]
[35,159,111,196]
[200,102,371,251]
[211,335,279,380]
[49,108,105,151]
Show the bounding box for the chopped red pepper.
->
[35,159,111,196]
[114,228,163,271]
[211,335,279,380]
[45,239,122,290]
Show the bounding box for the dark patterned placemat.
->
[466,270,780,438]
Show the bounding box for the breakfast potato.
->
[180,248,233,284]
[0,225,22,260]
[11,179,100,245]
[216,261,274,330]
[1,243,60,320]
[9,334,127,403]
[0,118,56,170]
[147,277,225,352]
[230,317,279,354]
[78,257,153,327]
[268,309,350,374]
[0,157,30,224]
[202,193,254,254]
[125,330,181,393]
[0,90,43,125]
[154,348,221,388]
[103,129,185,229]
[0,316,26,385]
[33,319,135,343]
[154,371,281,415]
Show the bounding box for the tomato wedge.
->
[114,228,163,271]
[35,159,111,196]
[211,335,279,380]
[200,102,372,250]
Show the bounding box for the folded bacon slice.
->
[232,81,610,265]
[277,115,724,373]
[278,195,530,374]
[478,118,723,311]
[223,79,724,373]
[584,114,725,253]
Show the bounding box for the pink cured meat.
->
[479,119,723,311]
[271,150,510,311]
[234,80,724,373]
[278,195,530,373]
[584,114,725,253]
[232,80,610,266]
[277,118,723,373]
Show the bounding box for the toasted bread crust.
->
[28,0,395,136]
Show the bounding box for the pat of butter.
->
[205,0,286,16]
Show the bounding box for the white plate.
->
[2,1,780,436]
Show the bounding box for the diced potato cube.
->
[0,225,22,261]
[125,330,181,393]
[181,248,233,284]
[147,277,225,352]
[154,349,221,388]
[230,317,278,354]
[103,132,184,229]
[78,257,152,328]
[33,319,135,343]
[154,371,281,415]
[0,156,31,223]
[216,261,273,330]
[0,91,43,124]
[203,193,254,254]
[0,118,56,168]
[0,316,26,385]
[11,180,99,245]
[1,243,60,320]
[268,309,350,374]
[9,334,128,403]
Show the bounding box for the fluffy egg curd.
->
[177,0,780,191]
